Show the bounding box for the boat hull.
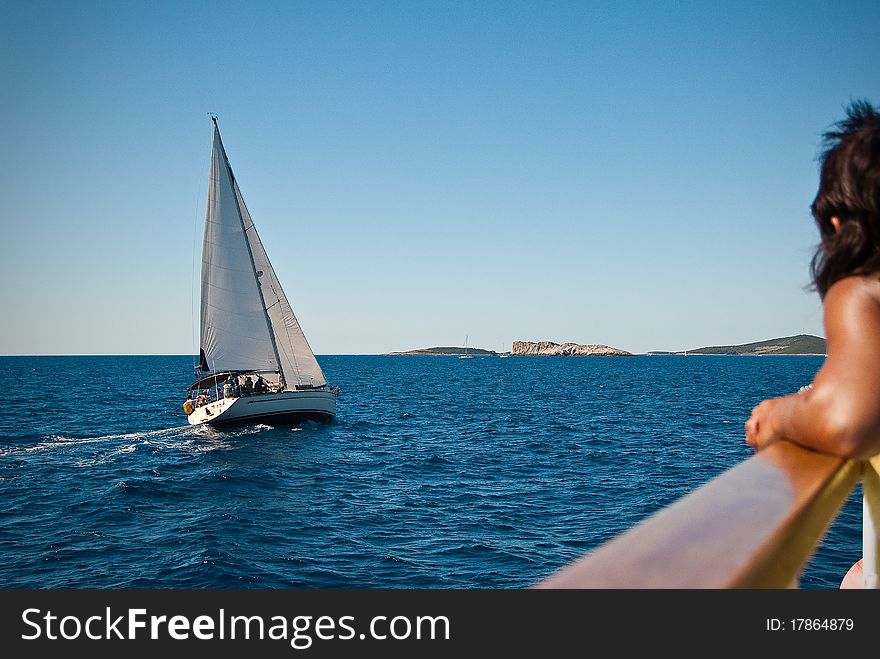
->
[187,390,337,426]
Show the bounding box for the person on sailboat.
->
[745,100,880,460]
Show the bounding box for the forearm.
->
[768,390,833,452]
[747,278,880,459]
[766,386,880,458]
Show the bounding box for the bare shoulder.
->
[825,275,880,309]
[824,275,880,339]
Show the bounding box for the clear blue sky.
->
[2,1,878,355]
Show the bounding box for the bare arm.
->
[745,276,880,459]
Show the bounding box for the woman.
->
[745,100,880,459]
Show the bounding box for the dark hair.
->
[809,100,880,297]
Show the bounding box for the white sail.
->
[198,120,326,389]
[238,187,327,388]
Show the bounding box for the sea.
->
[0,354,862,590]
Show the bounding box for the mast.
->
[212,118,287,389]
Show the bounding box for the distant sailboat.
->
[182,117,339,425]
[459,335,474,359]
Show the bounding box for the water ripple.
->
[0,354,854,589]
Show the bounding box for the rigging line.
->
[191,125,210,371]
[191,116,217,370]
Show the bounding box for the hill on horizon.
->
[649,334,826,356]
[387,346,498,356]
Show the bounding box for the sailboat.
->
[458,335,474,359]
[183,117,339,425]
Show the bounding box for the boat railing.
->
[532,441,880,588]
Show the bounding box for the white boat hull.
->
[187,390,337,426]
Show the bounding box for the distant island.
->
[387,346,498,356]
[647,334,826,356]
[510,341,632,356]
[388,341,632,357]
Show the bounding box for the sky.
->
[2,0,879,356]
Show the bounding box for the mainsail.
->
[197,119,327,389]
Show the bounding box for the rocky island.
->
[511,341,632,356]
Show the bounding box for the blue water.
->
[0,354,861,589]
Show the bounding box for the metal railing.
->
[532,442,880,588]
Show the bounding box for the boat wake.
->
[0,427,186,457]
[45,426,191,446]
[0,423,267,457]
